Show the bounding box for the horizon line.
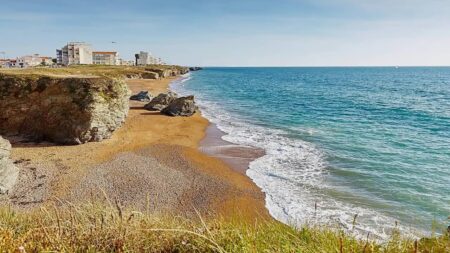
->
[194,65,450,68]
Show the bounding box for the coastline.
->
[6,76,269,221]
[0,70,447,251]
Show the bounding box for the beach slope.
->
[5,76,268,220]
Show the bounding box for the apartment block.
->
[57,42,93,65]
[92,51,119,65]
[135,51,163,65]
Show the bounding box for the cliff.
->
[0,73,130,144]
[145,67,188,78]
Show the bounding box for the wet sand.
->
[5,77,269,221]
[200,123,265,175]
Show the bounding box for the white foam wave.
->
[177,72,192,84]
[170,79,425,241]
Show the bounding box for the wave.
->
[177,72,192,84]
[170,77,425,241]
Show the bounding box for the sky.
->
[1,0,450,66]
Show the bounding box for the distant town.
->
[0,42,166,68]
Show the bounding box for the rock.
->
[125,74,142,79]
[144,92,177,111]
[145,68,171,78]
[161,95,197,117]
[179,68,190,75]
[189,67,203,71]
[0,136,19,194]
[130,91,152,102]
[0,73,130,144]
[141,71,159,79]
[145,68,189,78]
[0,136,11,160]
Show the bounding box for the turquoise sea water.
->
[172,67,450,239]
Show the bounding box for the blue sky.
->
[1,0,450,66]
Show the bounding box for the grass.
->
[0,64,187,79]
[0,202,448,252]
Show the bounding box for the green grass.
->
[0,202,448,252]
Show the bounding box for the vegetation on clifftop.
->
[0,203,447,252]
[0,65,188,79]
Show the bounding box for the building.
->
[118,58,135,66]
[135,51,149,65]
[56,49,63,65]
[135,51,163,65]
[16,54,41,68]
[0,59,16,68]
[92,51,119,65]
[57,42,93,65]
[40,56,53,66]
[13,54,54,68]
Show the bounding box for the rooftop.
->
[93,51,117,55]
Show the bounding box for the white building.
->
[57,42,93,65]
[135,51,149,65]
[92,51,119,65]
[118,58,135,66]
[12,54,53,68]
[135,51,163,65]
[38,56,53,66]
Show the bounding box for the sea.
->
[171,67,450,240]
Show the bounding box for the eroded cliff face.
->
[145,68,188,78]
[0,74,130,144]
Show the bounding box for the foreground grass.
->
[0,203,448,252]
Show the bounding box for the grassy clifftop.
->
[0,64,188,79]
[0,203,447,252]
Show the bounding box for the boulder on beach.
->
[144,92,177,111]
[161,95,197,117]
[0,136,19,194]
[0,73,130,144]
[130,91,152,102]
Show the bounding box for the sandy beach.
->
[5,77,269,220]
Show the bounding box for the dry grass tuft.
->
[0,202,448,252]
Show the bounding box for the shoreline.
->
[175,70,445,241]
[200,123,265,175]
[5,75,269,221]
[171,74,266,175]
